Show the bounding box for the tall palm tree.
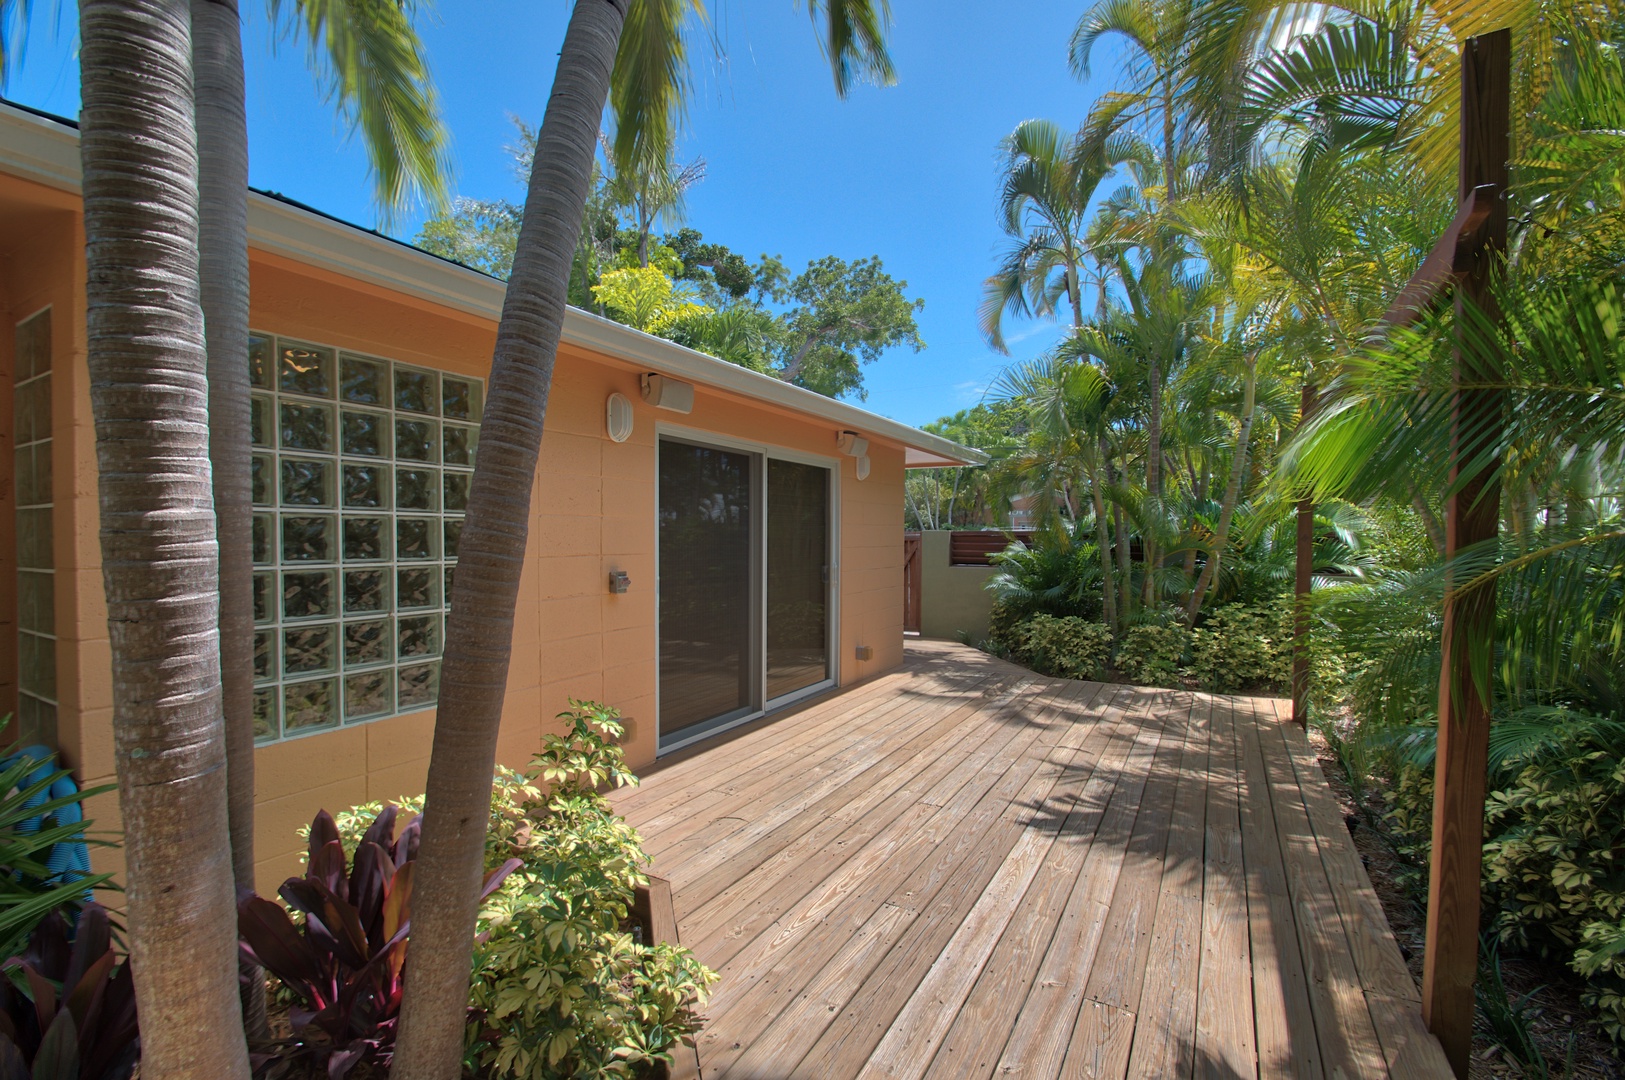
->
[1070,0,1199,208]
[78,0,251,1075]
[391,3,897,1074]
[994,350,1121,629]
[608,136,706,267]
[190,0,445,1034]
[979,118,1135,350]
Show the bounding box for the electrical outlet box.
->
[608,570,631,594]
[855,644,874,662]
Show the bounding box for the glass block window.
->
[248,333,480,743]
[13,310,56,746]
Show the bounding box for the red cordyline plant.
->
[238,806,517,1079]
[0,902,139,1080]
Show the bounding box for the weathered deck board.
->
[613,640,1450,1079]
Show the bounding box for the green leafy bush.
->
[1001,615,1112,680]
[317,701,717,1078]
[1188,599,1293,693]
[1382,730,1625,1043]
[1113,623,1191,687]
[1482,745,1625,1042]
[985,600,1026,656]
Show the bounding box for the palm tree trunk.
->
[1087,454,1117,632]
[391,2,626,1074]
[1143,356,1162,605]
[79,1,251,1075]
[1107,447,1133,619]
[1186,359,1257,620]
[191,0,266,1038]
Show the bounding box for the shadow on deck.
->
[612,639,1452,1080]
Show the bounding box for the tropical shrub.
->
[0,902,138,1080]
[318,701,716,1079]
[1001,615,1112,680]
[984,600,1026,656]
[240,806,519,1078]
[1382,723,1625,1043]
[466,702,715,1079]
[985,529,1103,623]
[0,727,116,960]
[1114,623,1191,687]
[1187,598,1293,693]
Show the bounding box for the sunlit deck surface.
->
[613,640,1452,1079]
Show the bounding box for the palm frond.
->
[275,0,451,219]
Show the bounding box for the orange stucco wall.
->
[0,173,907,892]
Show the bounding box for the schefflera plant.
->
[466,702,717,1079]
[238,806,518,1078]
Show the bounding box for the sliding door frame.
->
[654,423,841,754]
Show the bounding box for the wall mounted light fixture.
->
[605,392,634,442]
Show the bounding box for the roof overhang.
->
[0,100,985,469]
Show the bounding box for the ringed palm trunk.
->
[1186,358,1257,621]
[1143,356,1162,605]
[78,1,252,1075]
[1086,453,1117,632]
[191,0,265,1036]
[391,2,626,1074]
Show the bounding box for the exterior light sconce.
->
[608,570,631,594]
[838,430,871,482]
[640,373,694,414]
[605,392,634,442]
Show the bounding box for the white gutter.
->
[0,100,984,469]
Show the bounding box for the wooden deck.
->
[614,641,1452,1079]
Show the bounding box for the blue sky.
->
[1,1,1125,429]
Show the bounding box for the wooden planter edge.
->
[632,873,702,1080]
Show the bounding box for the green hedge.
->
[1188,598,1294,693]
[1003,614,1113,680]
[1114,623,1190,687]
[993,598,1297,695]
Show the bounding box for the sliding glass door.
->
[766,459,830,702]
[658,437,833,750]
[657,440,758,740]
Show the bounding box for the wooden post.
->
[1292,380,1315,728]
[1421,28,1509,1079]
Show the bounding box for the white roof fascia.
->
[0,101,984,468]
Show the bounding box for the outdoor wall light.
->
[855,455,871,481]
[605,392,634,442]
[640,373,694,413]
[836,431,868,458]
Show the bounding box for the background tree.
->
[769,254,924,397]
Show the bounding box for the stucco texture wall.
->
[918,530,998,643]
[1,193,908,892]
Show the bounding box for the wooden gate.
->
[903,531,922,634]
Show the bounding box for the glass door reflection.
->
[766,459,830,701]
[657,440,757,738]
